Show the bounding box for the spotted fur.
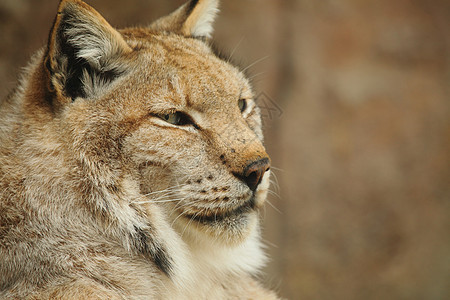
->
[0,0,278,298]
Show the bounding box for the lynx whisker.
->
[265,198,281,214]
[142,188,177,197]
[248,71,268,82]
[241,55,270,73]
[170,209,189,227]
[228,36,244,63]
[180,210,202,238]
[169,198,207,226]
[130,192,178,204]
[269,166,284,172]
[134,198,184,204]
[267,189,280,199]
[269,179,280,194]
[261,238,279,249]
[270,169,281,193]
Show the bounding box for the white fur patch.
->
[165,216,267,297]
[190,0,220,38]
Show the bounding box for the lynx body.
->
[0,1,277,298]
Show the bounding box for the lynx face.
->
[46,0,270,244]
[120,34,271,242]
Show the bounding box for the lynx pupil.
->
[163,112,181,125]
[238,99,247,112]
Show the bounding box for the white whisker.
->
[267,189,280,199]
[169,198,206,226]
[228,36,244,62]
[269,180,280,194]
[270,168,281,193]
[265,198,281,214]
[241,55,270,73]
[270,166,284,172]
[248,71,268,82]
[134,198,184,204]
[262,238,279,249]
[171,209,189,227]
[180,210,202,238]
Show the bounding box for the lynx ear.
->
[150,0,219,38]
[45,0,132,100]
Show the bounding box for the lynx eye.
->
[159,111,196,127]
[162,112,181,125]
[238,99,247,113]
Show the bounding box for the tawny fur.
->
[0,0,278,299]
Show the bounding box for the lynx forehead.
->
[0,0,278,298]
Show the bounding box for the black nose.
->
[240,158,271,191]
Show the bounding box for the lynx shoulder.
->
[0,0,278,298]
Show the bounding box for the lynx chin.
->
[0,0,279,298]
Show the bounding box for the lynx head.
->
[43,0,270,245]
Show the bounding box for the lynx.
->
[0,0,278,298]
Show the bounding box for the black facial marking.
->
[152,245,173,277]
[132,226,173,277]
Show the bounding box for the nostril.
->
[240,158,271,191]
[246,171,259,190]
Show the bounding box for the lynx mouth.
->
[183,197,256,225]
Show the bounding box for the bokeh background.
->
[1,0,449,299]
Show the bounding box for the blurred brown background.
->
[1,0,449,299]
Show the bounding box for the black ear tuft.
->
[45,0,131,100]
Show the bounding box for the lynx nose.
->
[241,158,271,191]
